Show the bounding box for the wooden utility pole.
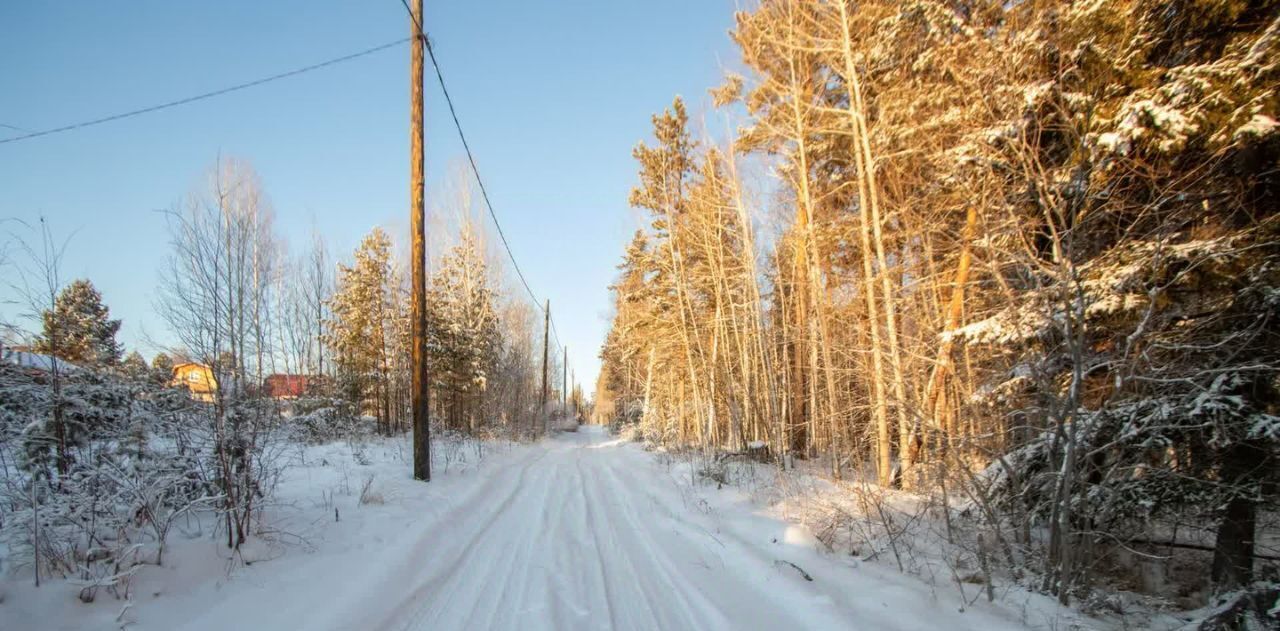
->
[562,346,568,413]
[540,300,550,432]
[409,0,430,482]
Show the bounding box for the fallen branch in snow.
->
[116,602,133,624]
[1112,537,1280,562]
[775,559,814,581]
[359,476,381,505]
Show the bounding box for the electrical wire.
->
[0,37,409,145]
[398,1,569,363]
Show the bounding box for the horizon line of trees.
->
[4,157,581,441]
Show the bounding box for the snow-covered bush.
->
[287,397,367,444]
[0,363,289,598]
[1190,582,1280,630]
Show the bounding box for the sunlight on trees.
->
[598,0,1280,605]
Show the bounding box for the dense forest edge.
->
[594,0,1279,624]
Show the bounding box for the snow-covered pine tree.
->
[599,231,658,431]
[427,226,499,433]
[34,279,122,367]
[150,352,174,386]
[327,227,399,434]
[945,0,1280,597]
[120,350,149,382]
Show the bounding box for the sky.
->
[0,0,742,390]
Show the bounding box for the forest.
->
[596,0,1279,616]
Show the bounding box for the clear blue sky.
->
[0,1,740,389]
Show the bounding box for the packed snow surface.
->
[4,426,1057,630]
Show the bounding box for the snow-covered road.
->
[175,425,1042,631]
[14,426,1054,630]
[361,426,859,630]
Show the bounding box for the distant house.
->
[171,362,217,402]
[0,348,81,375]
[263,374,310,399]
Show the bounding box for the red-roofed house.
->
[264,374,310,399]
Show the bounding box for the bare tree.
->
[157,156,280,550]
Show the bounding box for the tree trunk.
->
[833,1,894,484]
[1211,440,1263,590]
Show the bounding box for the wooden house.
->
[171,362,217,402]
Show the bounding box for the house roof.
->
[0,349,81,373]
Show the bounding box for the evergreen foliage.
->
[34,279,122,367]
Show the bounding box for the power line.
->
[549,314,564,353]
[0,38,409,146]
[397,1,554,332]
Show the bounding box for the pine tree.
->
[428,227,499,432]
[600,231,657,423]
[120,351,149,382]
[34,279,122,366]
[327,228,399,434]
[150,352,174,386]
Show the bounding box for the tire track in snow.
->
[423,454,563,628]
[577,447,668,630]
[480,455,569,629]
[574,451,618,630]
[591,452,744,629]
[367,446,553,630]
[533,459,582,628]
